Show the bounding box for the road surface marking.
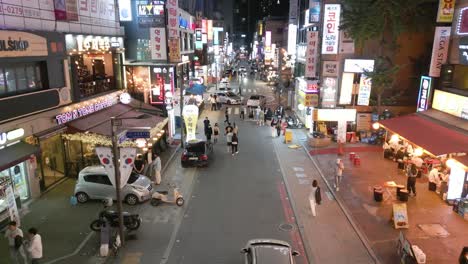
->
[293,167,304,172]
[298,179,311,185]
[325,191,334,201]
[295,173,307,178]
[44,232,94,264]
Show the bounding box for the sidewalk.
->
[302,135,468,263]
[0,142,180,264]
[271,129,376,264]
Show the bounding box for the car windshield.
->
[250,95,260,100]
[226,92,236,97]
[254,245,291,264]
[127,173,140,184]
[186,141,206,153]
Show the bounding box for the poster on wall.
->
[357,75,372,106]
[150,28,167,60]
[321,4,341,54]
[168,38,181,63]
[436,0,456,23]
[305,31,319,78]
[429,27,451,77]
[321,77,338,108]
[417,76,432,112]
[322,61,339,77]
[54,0,79,21]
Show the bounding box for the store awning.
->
[379,114,468,156]
[66,104,166,137]
[0,142,40,171]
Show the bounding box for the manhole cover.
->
[417,224,450,237]
[279,223,295,231]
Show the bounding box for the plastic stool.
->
[373,186,383,202]
[399,189,409,202]
[349,152,356,161]
[354,156,361,166]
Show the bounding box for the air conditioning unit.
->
[58,87,72,105]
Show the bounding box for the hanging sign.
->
[183,105,199,142]
[436,0,456,23]
[309,1,321,23]
[150,27,167,60]
[429,27,451,77]
[168,38,181,63]
[119,148,136,189]
[357,75,372,106]
[166,0,179,38]
[417,76,432,112]
[95,147,116,187]
[321,4,341,54]
[305,31,319,78]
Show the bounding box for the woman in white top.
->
[27,228,42,264]
[309,180,322,217]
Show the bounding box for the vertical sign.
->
[357,75,372,106]
[437,0,456,23]
[339,31,355,54]
[429,27,451,77]
[309,1,321,23]
[305,31,319,78]
[321,4,341,54]
[183,105,199,142]
[119,148,136,189]
[6,186,20,226]
[150,28,167,60]
[265,31,272,47]
[321,77,338,108]
[166,0,181,63]
[417,76,432,112]
[207,20,213,42]
[289,0,298,24]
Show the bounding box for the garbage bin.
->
[399,189,409,202]
[373,186,383,202]
[396,185,405,198]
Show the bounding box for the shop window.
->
[40,134,65,189]
[0,62,45,98]
[73,53,116,99]
[0,162,30,202]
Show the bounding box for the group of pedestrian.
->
[133,153,162,185]
[224,122,239,156]
[5,221,42,264]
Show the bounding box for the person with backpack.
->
[309,180,322,217]
[406,163,418,197]
[4,221,28,264]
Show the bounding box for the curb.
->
[301,142,381,264]
[272,139,314,264]
[162,144,181,175]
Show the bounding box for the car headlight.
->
[132,185,147,192]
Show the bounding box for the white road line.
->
[228,108,232,114]
[44,232,94,264]
[234,108,239,115]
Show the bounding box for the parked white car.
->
[212,91,243,105]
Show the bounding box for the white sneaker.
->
[236,151,239,154]
[336,187,339,191]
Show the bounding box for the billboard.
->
[137,1,165,27]
[436,0,456,23]
[321,4,341,54]
[429,27,451,77]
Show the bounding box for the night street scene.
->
[0,0,468,263]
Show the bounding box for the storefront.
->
[65,34,125,100]
[294,77,319,129]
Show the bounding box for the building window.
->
[0,62,45,98]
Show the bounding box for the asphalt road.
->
[165,78,304,263]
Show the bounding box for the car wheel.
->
[90,220,102,231]
[76,192,89,203]
[125,194,139,205]
[176,197,185,206]
[126,218,141,230]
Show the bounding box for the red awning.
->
[379,114,468,156]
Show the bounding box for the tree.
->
[340,0,437,113]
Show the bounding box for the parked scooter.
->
[286,115,303,129]
[90,199,141,232]
[151,185,184,207]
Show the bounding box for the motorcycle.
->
[151,185,184,207]
[90,199,141,232]
[286,115,303,129]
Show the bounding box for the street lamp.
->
[110,117,150,246]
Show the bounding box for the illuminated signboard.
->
[137,1,165,27]
[55,97,117,124]
[321,4,341,54]
[150,66,175,105]
[0,128,25,146]
[416,76,432,112]
[432,89,468,120]
[265,31,272,47]
[118,0,133,21]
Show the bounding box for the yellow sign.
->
[182,105,199,142]
[304,94,318,107]
[168,37,181,63]
[392,203,409,229]
[437,0,456,23]
[432,89,468,119]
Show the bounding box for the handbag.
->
[231,141,238,145]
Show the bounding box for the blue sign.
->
[126,131,150,139]
[179,16,188,29]
[309,1,321,23]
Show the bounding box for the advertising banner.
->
[166,0,179,38]
[322,61,339,77]
[183,105,199,142]
[309,1,321,23]
[321,77,338,108]
[119,148,136,189]
[321,4,341,54]
[95,147,116,187]
[305,31,319,78]
[357,75,372,106]
[436,0,456,23]
[6,186,20,226]
[429,27,451,77]
[416,76,432,112]
[54,0,79,21]
[150,28,167,60]
[339,72,354,105]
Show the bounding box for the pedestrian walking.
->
[26,228,42,264]
[231,133,239,155]
[203,117,210,132]
[133,154,145,175]
[210,95,216,111]
[224,107,230,124]
[226,130,233,153]
[4,221,28,264]
[255,106,261,122]
[334,158,344,191]
[258,109,265,126]
[213,94,218,110]
[149,153,162,185]
[281,118,288,135]
[213,123,220,144]
[275,120,281,137]
[206,124,213,142]
[309,180,322,217]
[406,163,418,196]
[271,117,278,137]
[240,107,245,120]
[233,122,239,135]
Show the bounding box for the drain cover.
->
[279,223,294,231]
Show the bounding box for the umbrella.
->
[186,84,206,95]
